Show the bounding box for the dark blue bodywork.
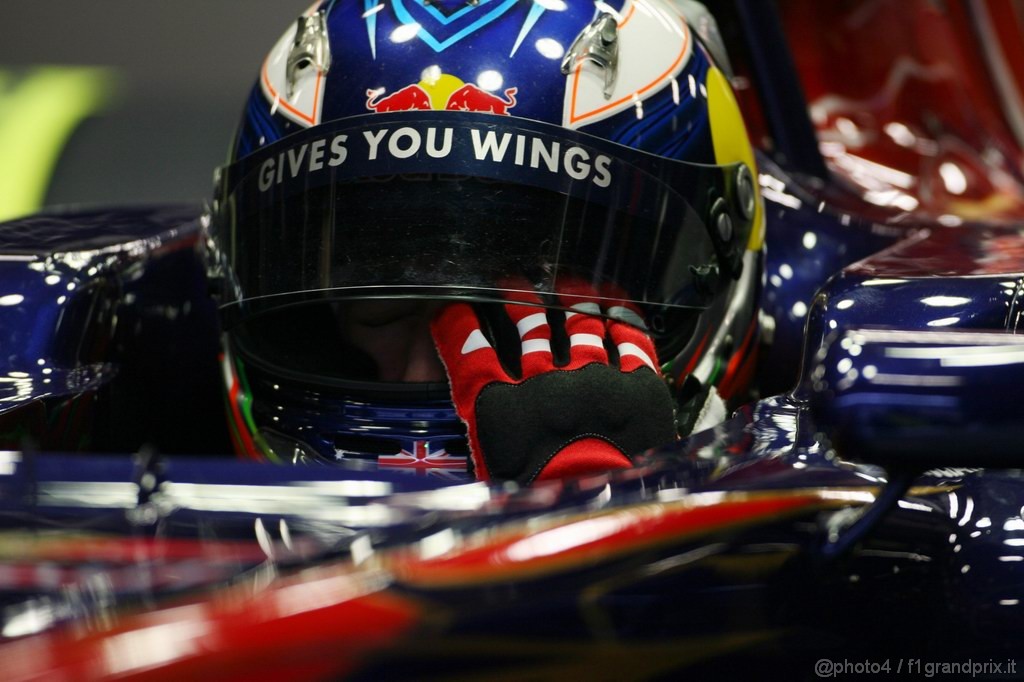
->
[0,154,1022,677]
[2,0,1024,675]
[0,207,228,456]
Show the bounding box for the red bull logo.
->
[365,84,432,112]
[366,71,518,115]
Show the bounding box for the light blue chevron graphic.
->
[364,0,381,59]
[510,1,547,57]
[418,0,496,25]
[390,0,520,52]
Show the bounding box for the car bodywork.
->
[1,0,1024,679]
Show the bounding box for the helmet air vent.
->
[561,12,620,99]
[286,10,331,100]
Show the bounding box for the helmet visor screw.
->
[716,212,734,243]
[736,164,756,221]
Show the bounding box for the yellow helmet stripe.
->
[705,66,764,251]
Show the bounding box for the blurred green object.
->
[0,66,116,222]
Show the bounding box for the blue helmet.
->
[208,0,764,472]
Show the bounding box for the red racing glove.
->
[431,289,678,485]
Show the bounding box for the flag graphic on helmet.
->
[378,440,468,471]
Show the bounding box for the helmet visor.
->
[212,112,753,327]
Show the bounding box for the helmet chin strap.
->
[674,375,727,436]
[692,386,728,434]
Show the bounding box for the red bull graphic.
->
[445,83,517,114]
[367,71,518,115]
[365,84,432,112]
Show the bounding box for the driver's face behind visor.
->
[342,300,447,383]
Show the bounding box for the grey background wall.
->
[0,1,311,208]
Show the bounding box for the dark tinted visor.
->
[212,112,752,327]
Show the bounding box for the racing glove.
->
[431,289,678,485]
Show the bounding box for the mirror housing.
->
[808,329,1024,469]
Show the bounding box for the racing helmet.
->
[207,0,765,474]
